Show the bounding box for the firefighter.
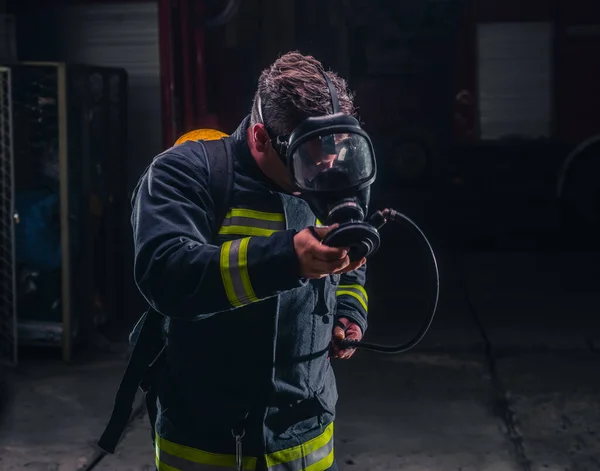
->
[132,51,370,471]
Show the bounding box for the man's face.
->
[247,123,297,193]
[300,137,339,181]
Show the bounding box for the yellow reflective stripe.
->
[220,240,237,305]
[219,209,286,237]
[229,208,284,222]
[336,291,367,312]
[156,435,257,470]
[156,457,180,471]
[265,422,334,468]
[315,218,324,227]
[337,284,368,312]
[219,238,259,307]
[338,284,368,301]
[305,446,335,471]
[155,425,332,471]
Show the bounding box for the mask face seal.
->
[288,120,376,194]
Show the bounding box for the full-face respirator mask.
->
[258,67,440,354]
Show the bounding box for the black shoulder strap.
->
[200,137,235,240]
[97,307,164,453]
[97,137,234,454]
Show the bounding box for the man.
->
[132,51,369,471]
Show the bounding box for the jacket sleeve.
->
[335,263,368,334]
[131,150,305,319]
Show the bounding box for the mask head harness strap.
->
[320,66,341,114]
[256,66,341,161]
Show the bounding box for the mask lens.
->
[291,133,374,191]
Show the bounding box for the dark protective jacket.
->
[131,116,369,471]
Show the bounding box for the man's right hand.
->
[293,225,366,279]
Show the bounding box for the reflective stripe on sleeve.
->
[220,237,259,307]
[265,422,334,471]
[336,284,368,312]
[219,208,286,237]
[156,435,257,471]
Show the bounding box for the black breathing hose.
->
[337,209,440,354]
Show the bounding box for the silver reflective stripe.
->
[157,447,235,470]
[155,435,258,471]
[268,435,334,471]
[220,238,258,308]
[227,239,247,304]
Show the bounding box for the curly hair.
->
[250,51,357,136]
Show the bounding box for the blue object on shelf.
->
[15,190,62,271]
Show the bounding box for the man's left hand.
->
[331,317,362,360]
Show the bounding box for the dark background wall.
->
[4,0,600,329]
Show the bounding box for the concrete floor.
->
[1,249,599,471]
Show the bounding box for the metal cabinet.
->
[0,65,17,366]
[0,62,127,363]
